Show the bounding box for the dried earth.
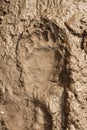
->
[0,0,87,130]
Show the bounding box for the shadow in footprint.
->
[32,98,53,130]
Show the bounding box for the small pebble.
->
[0,111,5,115]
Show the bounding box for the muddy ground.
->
[0,0,87,130]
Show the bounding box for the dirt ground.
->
[0,0,87,130]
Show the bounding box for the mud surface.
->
[0,0,87,130]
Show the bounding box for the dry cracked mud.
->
[0,0,87,130]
